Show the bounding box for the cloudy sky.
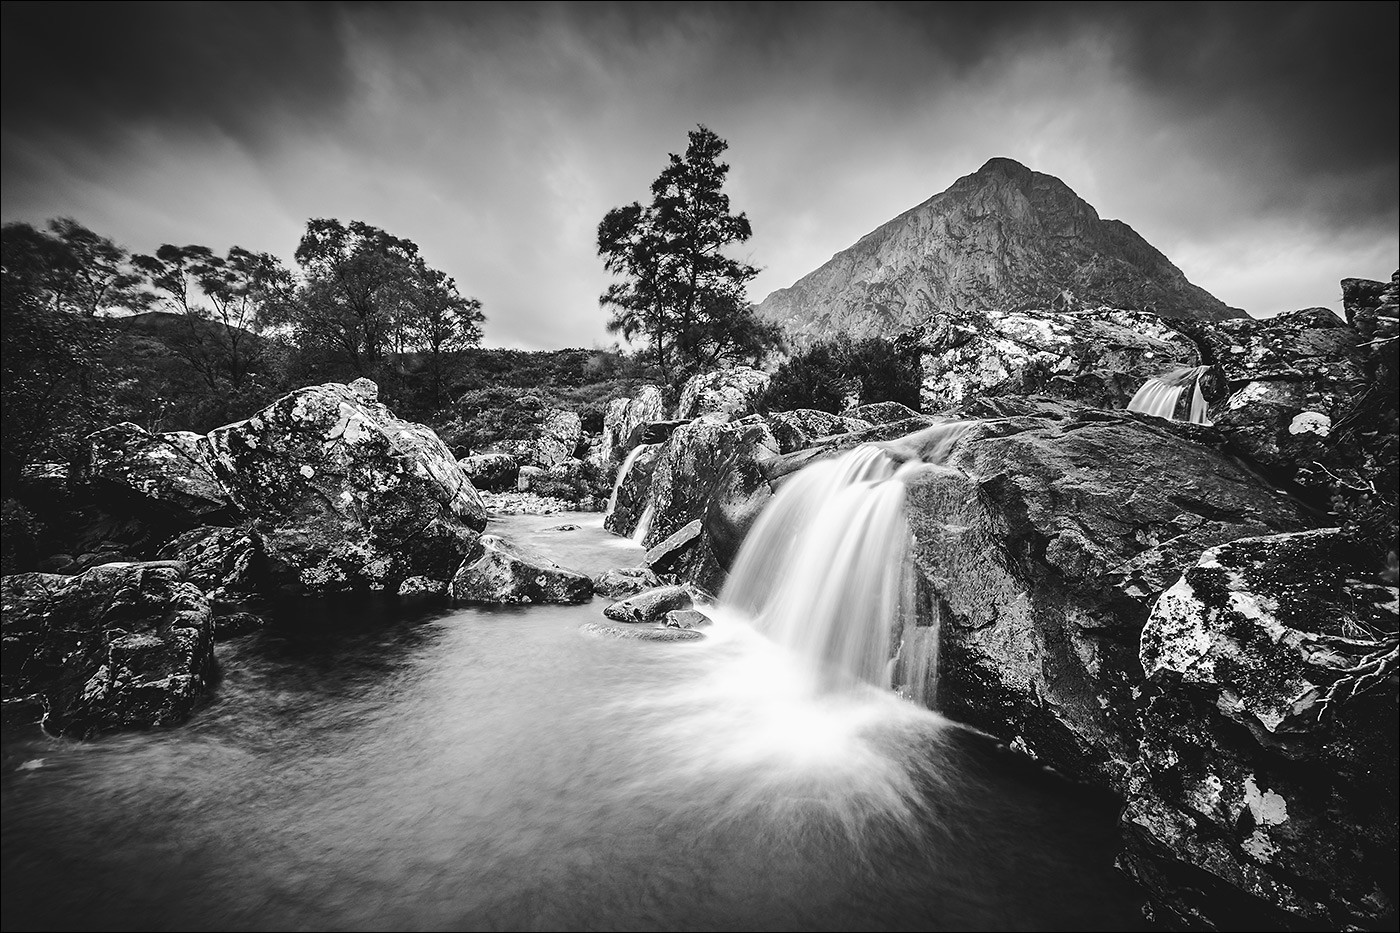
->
[3,1,1397,349]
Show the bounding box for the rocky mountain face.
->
[755,157,1242,344]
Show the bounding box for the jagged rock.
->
[535,409,582,469]
[643,519,705,576]
[674,367,771,421]
[397,576,448,597]
[479,491,571,515]
[665,609,711,629]
[450,535,592,604]
[603,443,660,537]
[847,401,921,424]
[763,409,873,454]
[206,381,485,595]
[917,306,1198,414]
[902,409,1313,790]
[214,611,265,638]
[458,453,519,492]
[1,563,215,737]
[156,526,263,600]
[580,621,704,642]
[87,423,237,524]
[1122,529,1397,931]
[602,584,694,623]
[601,386,666,465]
[592,567,662,599]
[755,156,1240,347]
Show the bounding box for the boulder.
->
[155,525,263,601]
[516,465,546,492]
[901,409,1313,789]
[602,584,695,624]
[535,408,582,469]
[580,621,704,642]
[763,409,873,454]
[87,423,237,525]
[601,385,666,465]
[674,367,771,421]
[206,381,485,594]
[847,401,922,424]
[918,307,1197,414]
[665,609,711,629]
[458,453,519,493]
[592,567,663,599]
[1,562,216,737]
[1122,529,1397,931]
[450,535,593,604]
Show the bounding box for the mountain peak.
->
[754,160,1242,344]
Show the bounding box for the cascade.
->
[721,421,973,698]
[604,444,650,517]
[630,500,654,547]
[1127,365,1213,424]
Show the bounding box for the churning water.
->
[2,513,1146,932]
[1127,365,1212,424]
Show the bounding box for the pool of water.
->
[1,512,1148,932]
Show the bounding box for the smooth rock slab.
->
[1,563,216,737]
[580,621,704,642]
[451,535,592,604]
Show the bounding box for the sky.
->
[3,1,1397,350]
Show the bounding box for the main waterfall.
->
[720,422,973,699]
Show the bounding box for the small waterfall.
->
[1127,365,1213,424]
[605,444,649,517]
[630,500,655,547]
[721,444,925,696]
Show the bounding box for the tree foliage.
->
[759,335,923,414]
[597,125,780,380]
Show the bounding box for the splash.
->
[1128,365,1213,424]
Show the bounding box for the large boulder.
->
[450,535,593,604]
[1,562,216,737]
[601,385,666,465]
[901,409,1312,789]
[534,408,582,469]
[674,367,771,421]
[87,423,237,525]
[1122,529,1397,931]
[918,307,1197,414]
[458,453,519,493]
[206,381,486,594]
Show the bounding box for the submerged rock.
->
[1,562,216,737]
[207,381,485,594]
[579,621,704,642]
[1120,528,1397,931]
[451,535,592,604]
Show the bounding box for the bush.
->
[759,335,921,414]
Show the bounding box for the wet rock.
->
[206,382,485,595]
[156,526,263,601]
[675,367,771,421]
[642,519,704,576]
[918,307,1197,414]
[902,409,1312,789]
[87,423,237,525]
[535,409,582,469]
[450,535,592,604]
[847,401,921,424]
[665,609,711,629]
[592,567,662,599]
[763,409,873,454]
[602,584,694,623]
[214,611,265,638]
[1122,528,1397,931]
[458,453,519,493]
[0,562,216,737]
[580,621,704,642]
[645,418,780,551]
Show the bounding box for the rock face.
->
[902,409,1312,789]
[674,367,771,421]
[206,381,486,594]
[87,423,237,524]
[755,157,1241,346]
[450,535,593,604]
[155,526,263,601]
[1,563,216,737]
[918,307,1199,414]
[1123,529,1397,931]
[458,453,519,492]
[601,386,666,466]
[763,409,873,454]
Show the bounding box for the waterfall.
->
[604,444,650,517]
[1127,365,1213,424]
[630,501,655,547]
[721,443,931,696]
